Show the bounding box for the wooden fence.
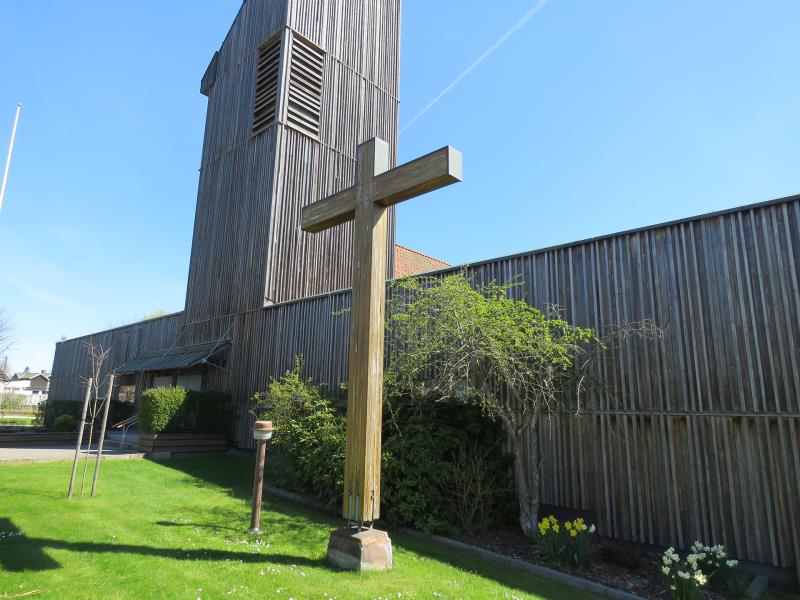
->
[50,194,800,576]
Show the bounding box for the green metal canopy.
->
[115,341,229,375]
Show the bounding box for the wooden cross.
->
[302,137,462,522]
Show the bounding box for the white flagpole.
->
[0,103,22,212]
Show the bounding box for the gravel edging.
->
[262,483,646,600]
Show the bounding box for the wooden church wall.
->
[223,194,796,574]
[49,312,186,403]
[51,194,799,572]
[185,0,401,321]
[262,0,400,303]
[184,0,285,322]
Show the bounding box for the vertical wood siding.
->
[51,195,800,574]
[185,0,399,322]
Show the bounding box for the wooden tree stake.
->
[67,378,92,499]
[90,373,114,496]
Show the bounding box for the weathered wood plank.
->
[301,146,462,233]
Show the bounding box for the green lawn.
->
[0,455,599,600]
[0,418,34,425]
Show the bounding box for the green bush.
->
[252,360,345,511]
[138,387,230,434]
[109,400,136,426]
[382,401,514,534]
[139,387,187,433]
[53,414,77,432]
[252,357,514,533]
[185,390,230,433]
[37,399,136,430]
[37,399,80,430]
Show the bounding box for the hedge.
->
[52,414,77,432]
[37,399,135,431]
[138,387,229,434]
[253,363,514,534]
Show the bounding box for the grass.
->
[0,418,34,425]
[0,455,601,600]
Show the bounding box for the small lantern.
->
[249,420,273,534]
[253,420,274,441]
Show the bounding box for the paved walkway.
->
[0,433,143,463]
[0,444,144,463]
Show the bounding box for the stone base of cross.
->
[302,137,462,569]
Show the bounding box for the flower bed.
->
[452,525,751,600]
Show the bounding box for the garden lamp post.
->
[249,420,273,534]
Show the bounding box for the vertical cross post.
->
[344,138,390,523]
[301,136,462,531]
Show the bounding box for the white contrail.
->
[400,0,551,134]
[0,103,22,212]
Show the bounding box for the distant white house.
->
[0,370,50,405]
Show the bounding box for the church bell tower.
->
[184,0,400,322]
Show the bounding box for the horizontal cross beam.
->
[301,145,463,233]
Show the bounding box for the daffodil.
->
[538,519,550,532]
[588,525,596,533]
[570,529,578,538]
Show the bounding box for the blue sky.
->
[0,0,798,372]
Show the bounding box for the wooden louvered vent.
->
[252,36,282,135]
[285,34,324,139]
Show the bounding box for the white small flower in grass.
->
[678,571,690,580]
[662,556,672,566]
[726,559,738,568]
[589,525,596,533]
[662,566,670,575]
[670,586,676,591]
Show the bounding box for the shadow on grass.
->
[151,454,340,527]
[0,518,61,572]
[146,456,574,598]
[155,520,242,534]
[0,516,329,573]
